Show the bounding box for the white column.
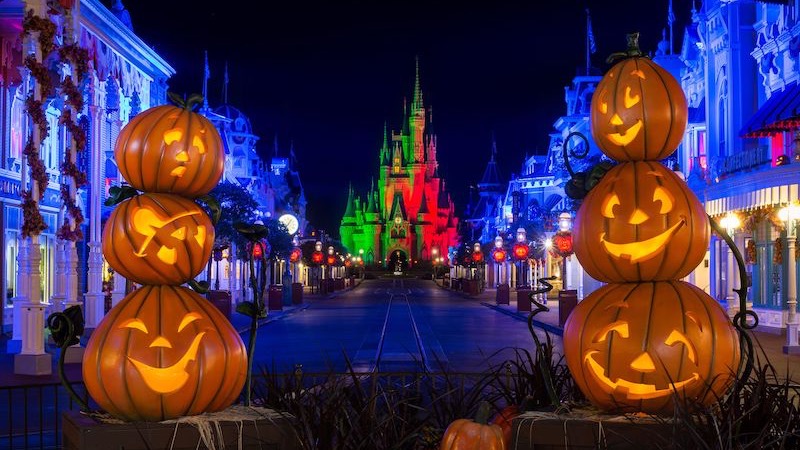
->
[83,98,105,328]
[784,225,798,353]
[49,240,67,312]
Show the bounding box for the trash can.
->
[292,282,303,305]
[517,288,532,312]
[207,290,232,319]
[558,289,578,326]
[496,284,509,305]
[268,284,283,311]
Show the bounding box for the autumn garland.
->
[56,41,90,241]
[20,10,56,238]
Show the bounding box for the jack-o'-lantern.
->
[573,161,709,282]
[103,193,214,285]
[83,285,248,422]
[590,36,687,162]
[563,280,740,414]
[115,95,224,197]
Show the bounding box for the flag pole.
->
[586,9,590,74]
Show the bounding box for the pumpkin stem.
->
[185,94,205,111]
[167,91,186,108]
[606,32,647,64]
[475,401,492,425]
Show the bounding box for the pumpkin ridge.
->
[167,109,191,194]
[118,106,162,190]
[646,161,670,279]
[150,194,191,282]
[86,285,131,419]
[671,169,697,279]
[613,62,635,161]
[663,281,689,393]
[648,59,678,161]
[136,106,175,192]
[169,285,196,417]
[690,282,719,385]
[108,197,160,284]
[157,108,186,193]
[186,291,224,413]
[633,59,651,161]
[125,286,152,421]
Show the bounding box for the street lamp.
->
[558,212,573,291]
[779,203,800,353]
[720,212,741,309]
[513,228,529,288]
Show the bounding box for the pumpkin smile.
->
[606,119,643,146]
[128,332,206,394]
[584,351,699,400]
[600,218,685,263]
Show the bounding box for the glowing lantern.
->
[83,285,248,422]
[552,231,573,258]
[326,254,337,266]
[102,193,214,285]
[512,243,529,260]
[289,247,302,263]
[251,241,265,259]
[590,34,687,162]
[573,162,709,282]
[472,251,483,263]
[563,280,740,414]
[492,248,507,263]
[114,95,224,197]
[312,251,323,265]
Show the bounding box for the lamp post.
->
[779,203,800,353]
[432,247,439,280]
[558,212,573,292]
[473,241,484,291]
[494,235,504,287]
[514,227,528,288]
[720,212,741,311]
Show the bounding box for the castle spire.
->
[412,56,424,111]
[343,184,355,217]
[382,121,388,150]
[222,61,229,104]
[273,134,279,157]
[202,51,210,111]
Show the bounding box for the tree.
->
[209,181,259,259]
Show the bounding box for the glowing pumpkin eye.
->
[665,330,697,364]
[178,312,202,332]
[602,193,620,218]
[171,227,187,240]
[593,321,629,343]
[652,186,674,214]
[624,86,641,108]
[120,318,148,333]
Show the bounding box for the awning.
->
[740,82,800,137]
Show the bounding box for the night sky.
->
[122,0,693,237]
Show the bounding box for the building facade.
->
[339,62,459,268]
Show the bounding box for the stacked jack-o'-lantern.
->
[83,95,248,422]
[564,35,740,414]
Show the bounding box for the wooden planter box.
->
[63,406,301,450]
[511,410,673,449]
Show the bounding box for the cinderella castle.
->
[339,60,460,268]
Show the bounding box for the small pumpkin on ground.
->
[490,404,520,448]
[440,401,506,450]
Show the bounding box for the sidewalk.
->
[443,282,800,381]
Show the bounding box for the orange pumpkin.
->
[102,193,214,285]
[563,281,740,414]
[440,402,506,450]
[83,285,248,422]
[573,161,709,282]
[590,49,687,162]
[115,98,224,197]
[490,405,519,448]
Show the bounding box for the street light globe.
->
[328,245,334,255]
[473,242,481,253]
[778,203,800,223]
[494,235,503,248]
[544,238,553,249]
[315,241,322,252]
[558,212,573,232]
[516,227,526,243]
[719,213,741,232]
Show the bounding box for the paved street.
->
[244,277,557,374]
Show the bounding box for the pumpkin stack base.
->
[62,406,301,450]
[512,410,672,450]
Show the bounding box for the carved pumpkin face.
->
[573,162,709,282]
[563,281,740,414]
[102,193,214,285]
[115,103,224,197]
[590,56,687,162]
[83,285,247,422]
